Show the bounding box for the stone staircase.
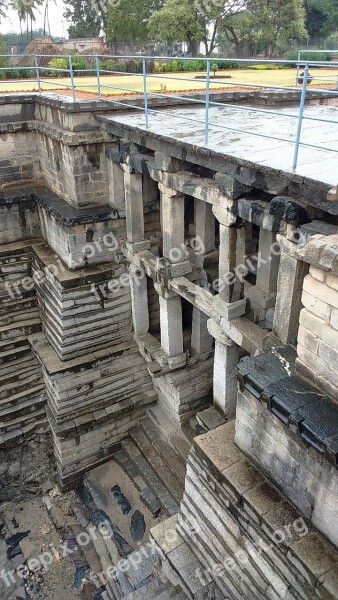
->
[0,328,46,443]
[112,410,190,519]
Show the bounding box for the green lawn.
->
[0,68,337,95]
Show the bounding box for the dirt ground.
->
[0,434,167,600]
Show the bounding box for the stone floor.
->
[105,103,338,185]
[0,406,215,600]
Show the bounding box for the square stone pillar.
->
[124,167,144,243]
[256,229,280,293]
[191,307,213,354]
[129,263,149,337]
[207,319,238,419]
[108,161,125,214]
[248,228,280,310]
[273,236,309,344]
[218,223,246,303]
[195,199,216,254]
[159,183,185,263]
[159,292,184,358]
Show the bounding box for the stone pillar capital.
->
[158,182,185,198]
[212,202,237,227]
[207,318,234,346]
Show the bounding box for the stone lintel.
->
[154,152,186,172]
[220,316,269,355]
[214,172,252,199]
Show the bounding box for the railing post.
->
[95,56,101,99]
[205,59,211,145]
[142,58,149,129]
[68,55,76,103]
[295,50,301,87]
[293,63,309,172]
[34,56,41,95]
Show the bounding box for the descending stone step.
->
[121,438,180,516]
[139,417,187,486]
[130,427,184,503]
[0,318,41,340]
[196,407,226,432]
[122,581,188,600]
[122,580,166,600]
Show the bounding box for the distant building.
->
[58,37,105,53]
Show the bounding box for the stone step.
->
[130,427,184,503]
[122,580,166,600]
[122,582,188,600]
[0,336,28,353]
[0,343,31,364]
[121,438,180,516]
[139,416,187,486]
[195,407,226,432]
[0,318,41,340]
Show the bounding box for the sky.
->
[1,1,67,38]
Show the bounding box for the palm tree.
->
[0,0,6,20]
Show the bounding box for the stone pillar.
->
[248,228,280,310]
[108,161,125,214]
[159,183,185,263]
[273,236,309,344]
[195,199,215,254]
[129,263,149,337]
[218,222,246,303]
[208,319,238,419]
[256,229,280,293]
[191,307,213,354]
[124,167,144,243]
[158,291,184,358]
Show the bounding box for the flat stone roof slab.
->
[104,104,338,186]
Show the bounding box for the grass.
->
[0,68,337,95]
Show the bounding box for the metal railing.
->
[0,54,338,171]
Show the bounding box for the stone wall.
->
[177,423,338,600]
[0,194,41,244]
[297,266,338,402]
[235,386,338,548]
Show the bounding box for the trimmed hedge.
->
[154,59,240,73]
[286,50,330,63]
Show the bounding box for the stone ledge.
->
[32,241,115,290]
[295,233,338,275]
[238,351,338,468]
[35,187,118,226]
[0,185,119,225]
[28,331,135,375]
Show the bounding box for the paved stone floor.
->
[106,104,338,186]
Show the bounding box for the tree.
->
[0,1,6,21]
[105,0,164,43]
[304,0,338,37]
[63,0,102,38]
[148,0,204,55]
[149,0,255,56]
[11,0,45,40]
[242,0,307,55]
[149,0,307,56]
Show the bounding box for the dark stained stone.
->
[111,485,132,516]
[130,511,146,542]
